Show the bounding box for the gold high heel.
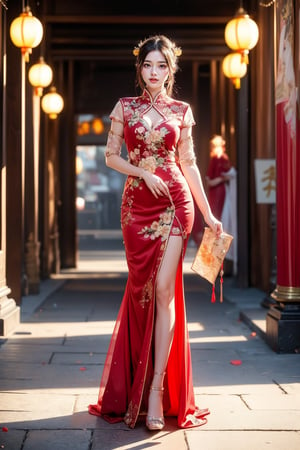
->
[146,386,165,430]
[146,371,165,431]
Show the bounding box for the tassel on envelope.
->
[220,262,224,303]
[191,227,233,304]
[210,262,224,303]
[211,284,216,303]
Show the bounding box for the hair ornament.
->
[133,40,143,57]
[174,47,182,57]
[132,40,182,58]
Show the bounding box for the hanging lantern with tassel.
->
[10,6,43,62]
[28,57,53,96]
[41,86,64,119]
[222,52,248,89]
[224,7,259,64]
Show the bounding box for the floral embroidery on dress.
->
[124,401,139,428]
[140,278,154,308]
[139,155,165,172]
[143,127,169,152]
[138,156,157,173]
[171,227,181,235]
[138,206,175,241]
[121,193,135,227]
[127,175,143,190]
[127,103,143,127]
[127,125,170,169]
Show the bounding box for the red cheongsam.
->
[89,90,209,428]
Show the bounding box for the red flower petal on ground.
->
[2,426,8,432]
[79,367,86,371]
[230,360,242,366]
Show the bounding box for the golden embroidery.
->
[124,401,139,427]
[139,156,157,173]
[121,194,135,227]
[138,206,175,241]
[140,278,154,308]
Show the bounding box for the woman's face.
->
[141,50,170,95]
[210,142,225,158]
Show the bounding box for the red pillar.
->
[274,105,300,291]
[266,0,300,352]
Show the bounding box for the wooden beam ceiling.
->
[44,15,230,61]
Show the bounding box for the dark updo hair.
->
[134,35,181,96]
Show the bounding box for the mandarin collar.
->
[142,88,167,104]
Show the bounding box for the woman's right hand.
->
[141,171,169,198]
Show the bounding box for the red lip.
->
[149,78,158,82]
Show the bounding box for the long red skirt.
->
[89,167,209,428]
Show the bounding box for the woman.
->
[206,135,232,219]
[89,35,222,431]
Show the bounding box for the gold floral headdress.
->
[174,47,182,57]
[132,44,182,57]
[133,46,140,56]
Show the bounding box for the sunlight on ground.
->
[12,320,248,344]
[188,322,205,331]
[3,388,98,396]
[189,335,247,343]
[11,321,116,338]
[55,248,196,276]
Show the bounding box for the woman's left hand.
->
[207,216,223,237]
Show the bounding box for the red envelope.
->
[191,227,233,284]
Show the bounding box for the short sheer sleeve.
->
[178,105,196,166]
[105,130,123,158]
[105,100,124,158]
[110,100,124,124]
[182,105,195,128]
[178,136,196,166]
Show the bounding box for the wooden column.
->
[0,4,20,335]
[236,74,250,288]
[58,60,77,268]
[6,2,23,305]
[24,66,42,294]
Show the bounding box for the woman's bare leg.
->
[147,235,183,420]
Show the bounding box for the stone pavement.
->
[0,249,300,450]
